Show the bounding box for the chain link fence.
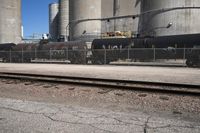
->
[0,48,198,66]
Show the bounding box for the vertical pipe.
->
[113,0,120,32]
[113,0,120,17]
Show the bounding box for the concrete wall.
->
[101,0,140,34]
[0,0,22,44]
[139,0,200,36]
[69,0,102,42]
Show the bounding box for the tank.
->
[139,0,200,37]
[101,0,141,35]
[49,3,59,41]
[0,0,22,44]
[69,0,102,42]
[59,0,69,41]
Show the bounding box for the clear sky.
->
[22,0,58,38]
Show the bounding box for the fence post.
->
[22,48,24,63]
[84,49,87,64]
[183,47,186,65]
[128,48,130,60]
[66,47,68,60]
[35,48,37,59]
[9,49,12,63]
[104,49,107,65]
[50,49,52,60]
[153,48,156,62]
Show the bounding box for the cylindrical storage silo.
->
[59,0,69,41]
[69,0,102,42]
[101,0,140,36]
[0,0,22,44]
[139,0,200,37]
[116,0,140,33]
[49,3,59,41]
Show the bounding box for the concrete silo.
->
[59,0,69,41]
[69,0,102,42]
[49,3,59,41]
[101,0,140,35]
[0,0,22,44]
[139,0,200,37]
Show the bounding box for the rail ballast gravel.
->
[0,72,199,95]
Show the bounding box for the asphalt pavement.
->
[0,98,199,133]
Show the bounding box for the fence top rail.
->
[0,48,199,52]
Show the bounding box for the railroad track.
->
[0,72,199,95]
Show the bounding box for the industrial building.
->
[1,0,200,43]
[49,0,200,42]
[49,0,141,42]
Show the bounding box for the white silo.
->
[69,0,102,41]
[0,0,22,44]
[49,3,59,41]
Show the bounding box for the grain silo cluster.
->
[1,0,200,43]
[49,0,200,42]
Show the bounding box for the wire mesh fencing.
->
[0,48,198,66]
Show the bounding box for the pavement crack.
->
[149,124,171,129]
[170,125,199,129]
[43,114,117,133]
[88,124,118,133]
[0,106,42,115]
[144,116,151,133]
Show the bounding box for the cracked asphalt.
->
[0,98,200,133]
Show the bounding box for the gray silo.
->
[139,0,200,37]
[69,0,102,42]
[49,3,59,41]
[101,0,140,35]
[59,0,69,41]
[0,0,22,44]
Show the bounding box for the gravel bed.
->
[0,78,199,117]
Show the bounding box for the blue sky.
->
[22,0,58,38]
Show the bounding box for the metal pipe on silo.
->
[69,0,102,42]
[59,0,69,42]
[0,0,22,44]
[113,0,120,32]
[139,0,200,37]
[49,3,59,41]
[113,0,120,17]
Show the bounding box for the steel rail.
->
[0,72,199,95]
